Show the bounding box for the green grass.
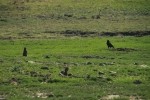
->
[0,0,150,99]
[0,36,150,99]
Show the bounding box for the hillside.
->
[0,0,150,100]
[0,0,150,38]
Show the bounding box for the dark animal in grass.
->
[60,67,69,76]
[23,47,27,56]
[59,67,72,76]
[106,40,114,48]
[10,77,20,85]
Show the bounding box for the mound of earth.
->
[116,48,137,52]
[61,30,150,37]
[101,31,150,36]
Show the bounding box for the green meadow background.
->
[0,0,150,99]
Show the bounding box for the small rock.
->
[101,95,120,100]
[36,92,54,98]
[28,61,35,64]
[109,71,117,76]
[109,71,116,74]
[68,95,72,98]
[140,64,149,68]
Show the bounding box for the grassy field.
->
[0,36,150,99]
[0,0,150,100]
[0,0,150,38]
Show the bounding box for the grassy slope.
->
[0,36,150,99]
[0,0,150,38]
[0,0,150,99]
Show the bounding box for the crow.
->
[106,40,114,48]
[23,47,27,56]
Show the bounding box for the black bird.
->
[106,40,114,48]
[23,47,27,56]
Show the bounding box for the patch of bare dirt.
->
[101,95,143,100]
[35,92,54,98]
[0,30,149,39]
[61,30,150,37]
[140,64,149,68]
[101,95,120,100]
[116,48,137,52]
[60,30,96,36]
[82,55,105,59]
[0,95,6,100]
[101,31,150,37]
